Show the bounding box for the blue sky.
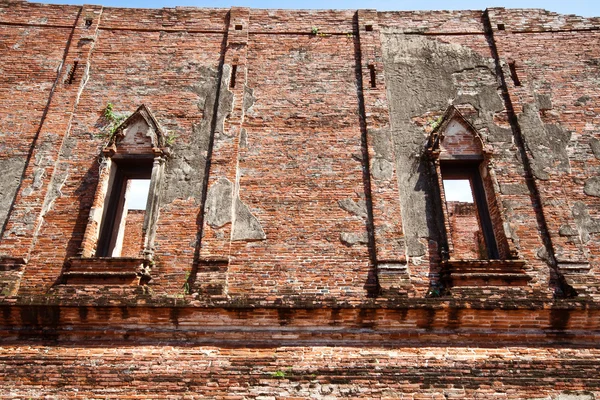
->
[40,0,600,17]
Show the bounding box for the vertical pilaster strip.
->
[79,157,112,258]
[0,6,103,264]
[356,10,405,266]
[199,7,250,262]
[482,9,578,297]
[435,159,454,256]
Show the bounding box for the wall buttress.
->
[0,5,103,293]
[196,8,252,295]
[355,10,406,295]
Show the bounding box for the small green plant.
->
[310,26,328,37]
[271,366,293,378]
[103,102,127,135]
[274,367,293,378]
[428,115,444,132]
[426,282,445,298]
[346,32,353,38]
[104,102,116,119]
[166,132,178,146]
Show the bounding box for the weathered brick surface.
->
[0,2,600,397]
[379,10,485,34]
[0,3,75,236]
[447,202,485,259]
[1,344,600,399]
[487,8,600,295]
[120,210,145,257]
[229,25,370,298]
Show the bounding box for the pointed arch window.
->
[426,106,527,288]
[64,105,168,285]
[427,106,507,260]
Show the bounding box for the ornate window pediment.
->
[103,104,168,158]
[426,105,490,161]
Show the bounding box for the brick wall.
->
[120,210,145,258]
[447,201,485,259]
[486,8,600,295]
[0,2,599,397]
[1,344,599,398]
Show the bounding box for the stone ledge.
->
[2,303,600,346]
[61,257,151,285]
[0,257,27,271]
[442,259,530,287]
[378,262,408,272]
[557,261,591,274]
[377,262,411,295]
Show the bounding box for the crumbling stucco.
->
[574,95,591,106]
[0,157,27,233]
[487,125,513,143]
[518,103,571,180]
[556,391,595,400]
[20,139,55,198]
[559,224,579,237]
[232,198,266,241]
[41,163,68,216]
[590,138,600,159]
[205,178,233,228]
[499,183,530,195]
[212,64,235,145]
[243,85,255,114]
[571,201,600,243]
[59,134,76,159]
[370,127,395,181]
[584,176,600,197]
[5,206,36,237]
[536,94,553,111]
[371,159,394,181]
[162,65,234,205]
[454,85,506,142]
[240,128,248,149]
[381,34,506,257]
[338,198,367,219]
[500,199,520,248]
[39,136,77,216]
[340,232,369,247]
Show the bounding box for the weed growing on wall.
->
[103,102,128,135]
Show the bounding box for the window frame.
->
[440,161,500,260]
[426,106,515,262]
[77,105,168,262]
[62,105,169,285]
[96,157,154,258]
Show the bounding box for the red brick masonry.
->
[0,1,599,397]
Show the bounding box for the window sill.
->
[442,259,529,287]
[62,257,151,285]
